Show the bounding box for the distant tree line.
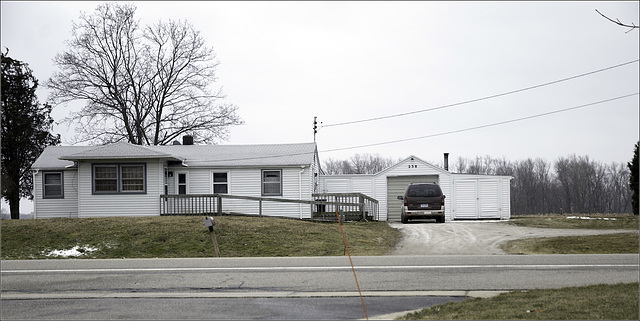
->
[323,152,636,215]
[323,153,400,175]
[452,154,633,215]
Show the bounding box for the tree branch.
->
[596,9,638,33]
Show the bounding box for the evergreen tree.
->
[1,49,60,219]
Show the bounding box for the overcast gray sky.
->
[2,1,639,213]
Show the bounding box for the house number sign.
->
[408,164,418,168]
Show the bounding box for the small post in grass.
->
[204,216,220,257]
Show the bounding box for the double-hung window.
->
[262,170,282,196]
[43,171,64,198]
[93,164,146,194]
[212,172,228,194]
[94,165,118,193]
[121,165,145,192]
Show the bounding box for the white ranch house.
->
[31,140,512,221]
[32,141,323,219]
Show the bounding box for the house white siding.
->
[77,159,163,217]
[34,169,79,218]
[164,166,315,219]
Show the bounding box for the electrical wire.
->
[320,59,639,128]
[168,93,637,162]
[320,92,639,153]
[162,92,637,163]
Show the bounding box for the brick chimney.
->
[182,135,194,145]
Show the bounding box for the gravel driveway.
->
[389,221,633,255]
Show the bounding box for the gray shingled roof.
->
[149,143,317,167]
[59,142,177,161]
[31,146,85,170]
[32,142,318,169]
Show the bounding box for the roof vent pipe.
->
[444,153,449,171]
[183,135,194,145]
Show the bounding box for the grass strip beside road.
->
[1,214,638,259]
[500,232,639,254]
[502,214,639,254]
[507,213,638,229]
[0,215,403,259]
[397,282,639,320]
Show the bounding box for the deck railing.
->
[160,193,379,222]
[312,193,379,221]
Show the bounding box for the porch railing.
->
[312,193,379,221]
[160,193,379,222]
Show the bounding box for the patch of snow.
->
[43,245,98,258]
[566,216,616,221]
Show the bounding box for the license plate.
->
[420,204,429,208]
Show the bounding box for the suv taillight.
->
[404,196,408,207]
[441,195,445,206]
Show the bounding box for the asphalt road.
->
[2,255,638,319]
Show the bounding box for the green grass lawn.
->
[0,215,402,259]
[1,214,637,259]
[398,282,639,320]
[501,214,639,254]
[507,213,639,229]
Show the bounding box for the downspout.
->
[299,166,305,219]
[32,169,38,219]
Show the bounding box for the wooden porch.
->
[160,193,379,222]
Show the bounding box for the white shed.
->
[318,155,512,222]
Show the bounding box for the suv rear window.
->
[407,184,442,197]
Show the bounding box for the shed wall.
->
[320,156,511,221]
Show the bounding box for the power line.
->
[321,59,639,128]
[176,93,638,162]
[180,93,638,161]
[319,93,639,153]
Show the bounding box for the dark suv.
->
[397,183,445,223]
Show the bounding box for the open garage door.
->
[387,175,438,222]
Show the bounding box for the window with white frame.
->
[212,172,228,194]
[93,164,146,194]
[262,170,282,196]
[43,171,64,198]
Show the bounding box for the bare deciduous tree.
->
[47,3,242,145]
[455,154,632,215]
[323,153,397,175]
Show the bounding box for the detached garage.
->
[318,155,512,222]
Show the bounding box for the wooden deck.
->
[160,193,379,222]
